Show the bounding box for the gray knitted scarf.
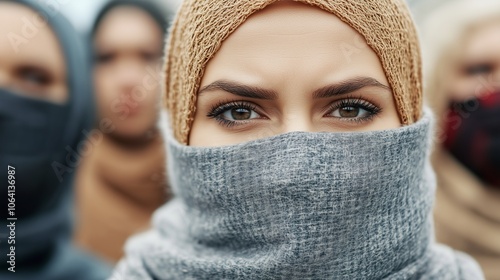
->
[112,110,483,279]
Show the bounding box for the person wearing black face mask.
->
[0,0,110,278]
[421,1,500,279]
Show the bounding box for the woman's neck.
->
[88,129,168,210]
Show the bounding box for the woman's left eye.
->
[465,64,493,76]
[325,99,381,121]
[329,106,371,118]
[141,51,162,63]
[222,108,261,121]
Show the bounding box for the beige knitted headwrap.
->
[164,0,422,144]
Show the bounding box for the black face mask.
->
[443,91,500,187]
[0,88,70,219]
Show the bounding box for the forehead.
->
[464,20,500,57]
[220,2,361,55]
[94,6,163,46]
[203,1,386,87]
[0,2,65,75]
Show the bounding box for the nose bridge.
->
[116,58,144,86]
[281,110,314,133]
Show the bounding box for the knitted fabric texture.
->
[164,0,423,144]
[111,110,484,279]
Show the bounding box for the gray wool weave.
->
[112,110,484,280]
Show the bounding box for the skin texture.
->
[93,6,163,141]
[190,1,400,147]
[446,20,500,102]
[0,2,67,103]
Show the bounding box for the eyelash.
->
[206,97,382,128]
[207,100,262,128]
[324,97,382,123]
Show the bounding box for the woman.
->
[420,1,500,279]
[74,0,170,263]
[112,0,484,279]
[0,0,110,278]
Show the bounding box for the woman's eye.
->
[222,107,260,121]
[141,51,161,63]
[465,64,493,76]
[96,53,116,64]
[326,98,381,122]
[207,101,264,127]
[330,106,370,118]
[15,66,52,89]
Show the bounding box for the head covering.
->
[0,0,110,278]
[112,0,484,279]
[73,0,170,263]
[420,1,500,279]
[164,0,423,144]
[91,0,169,39]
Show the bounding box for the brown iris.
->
[338,106,360,118]
[231,108,252,120]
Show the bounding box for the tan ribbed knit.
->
[164,0,422,144]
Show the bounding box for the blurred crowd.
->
[0,0,499,279]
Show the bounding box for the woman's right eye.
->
[465,63,493,76]
[222,107,261,121]
[207,101,264,127]
[96,53,116,64]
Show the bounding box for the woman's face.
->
[93,6,163,140]
[0,3,67,103]
[190,1,400,147]
[446,20,500,101]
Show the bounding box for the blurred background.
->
[53,0,181,33]
[53,0,453,34]
[54,0,443,32]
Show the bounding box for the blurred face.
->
[446,19,500,101]
[0,2,67,103]
[94,6,163,139]
[190,1,400,147]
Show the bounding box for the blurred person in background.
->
[74,0,170,263]
[112,0,484,279]
[0,0,110,278]
[421,1,500,279]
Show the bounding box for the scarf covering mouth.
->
[112,109,483,280]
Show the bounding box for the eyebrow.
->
[198,77,390,100]
[312,77,390,99]
[199,80,278,100]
